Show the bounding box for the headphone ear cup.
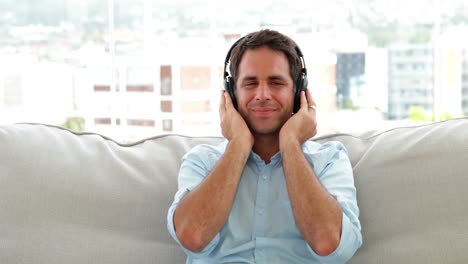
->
[302,75,308,92]
[293,74,308,113]
[224,76,238,109]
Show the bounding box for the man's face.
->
[235,46,294,136]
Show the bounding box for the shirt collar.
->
[249,151,282,166]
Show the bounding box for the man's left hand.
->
[279,89,317,146]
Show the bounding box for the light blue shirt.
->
[167,140,362,263]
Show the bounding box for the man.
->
[167,29,362,263]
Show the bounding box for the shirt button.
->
[258,209,263,215]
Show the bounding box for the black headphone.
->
[223,36,308,113]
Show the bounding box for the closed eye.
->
[271,81,285,86]
[242,82,257,88]
[240,77,258,88]
[268,76,288,87]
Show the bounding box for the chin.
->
[249,123,282,136]
[253,129,279,136]
[243,112,289,136]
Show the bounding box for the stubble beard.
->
[241,110,290,137]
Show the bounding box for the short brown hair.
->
[228,29,302,90]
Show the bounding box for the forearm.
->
[280,139,342,256]
[174,139,251,252]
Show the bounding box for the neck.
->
[252,133,280,164]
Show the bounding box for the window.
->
[94,117,112,125]
[127,119,155,127]
[181,101,211,113]
[160,100,172,112]
[180,66,211,91]
[162,119,173,132]
[127,66,154,92]
[94,85,111,92]
[3,73,22,106]
[127,85,153,92]
[160,65,172,95]
[1,0,467,140]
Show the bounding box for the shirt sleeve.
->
[304,141,363,262]
[166,144,223,258]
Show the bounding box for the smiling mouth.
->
[252,108,276,117]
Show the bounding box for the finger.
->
[219,90,226,115]
[300,91,307,110]
[306,89,316,107]
[224,90,234,111]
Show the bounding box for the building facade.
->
[336,52,365,109]
[462,48,468,116]
[387,44,434,120]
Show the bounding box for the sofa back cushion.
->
[0,124,222,264]
[315,118,468,263]
[1,118,468,263]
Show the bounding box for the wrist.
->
[228,136,253,157]
[279,134,301,151]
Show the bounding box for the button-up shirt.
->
[167,140,362,263]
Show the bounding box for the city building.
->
[387,43,435,120]
[336,52,365,109]
[77,33,340,141]
[80,39,225,142]
[463,48,468,115]
[387,35,466,121]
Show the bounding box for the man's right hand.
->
[174,91,253,253]
[219,91,254,149]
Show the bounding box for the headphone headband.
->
[223,34,308,113]
[223,37,245,80]
[224,37,307,81]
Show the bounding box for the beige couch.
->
[1,119,468,263]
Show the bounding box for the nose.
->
[254,82,272,101]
